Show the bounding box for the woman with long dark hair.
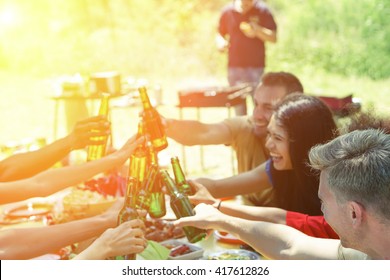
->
[195,94,338,215]
[269,93,337,214]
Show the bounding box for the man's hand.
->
[68,115,111,150]
[240,22,256,38]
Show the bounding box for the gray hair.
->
[309,129,390,220]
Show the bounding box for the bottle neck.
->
[125,177,139,200]
[139,87,152,110]
[172,161,186,185]
[140,164,158,193]
[160,171,181,196]
[98,93,110,116]
[128,152,147,182]
[147,144,158,166]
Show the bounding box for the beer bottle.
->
[159,170,206,243]
[146,141,166,218]
[171,156,193,195]
[136,164,159,210]
[87,93,110,161]
[117,177,139,260]
[138,86,168,152]
[128,119,148,188]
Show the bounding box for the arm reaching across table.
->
[173,203,340,260]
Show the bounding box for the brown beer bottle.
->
[138,86,168,152]
[159,170,206,243]
[87,93,110,161]
[171,156,193,195]
[116,177,139,260]
[146,141,166,218]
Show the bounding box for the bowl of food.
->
[160,239,204,260]
[62,188,116,220]
[206,249,260,260]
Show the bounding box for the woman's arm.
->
[0,116,110,182]
[188,180,286,223]
[194,162,271,198]
[0,199,124,260]
[0,136,143,204]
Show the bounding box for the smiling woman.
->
[193,93,338,215]
[268,93,338,214]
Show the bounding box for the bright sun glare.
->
[0,7,19,26]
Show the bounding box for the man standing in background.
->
[217,0,277,116]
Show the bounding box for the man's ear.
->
[349,201,365,228]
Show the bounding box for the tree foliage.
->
[0,0,388,80]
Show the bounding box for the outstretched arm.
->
[163,117,232,146]
[0,136,143,204]
[188,180,286,223]
[194,162,271,198]
[174,204,340,260]
[0,199,124,260]
[0,116,110,182]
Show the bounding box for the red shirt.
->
[286,212,339,239]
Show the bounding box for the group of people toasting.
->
[2,70,390,260]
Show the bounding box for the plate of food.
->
[160,239,204,260]
[206,249,260,260]
[61,187,116,221]
[214,230,246,245]
[3,202,53,219]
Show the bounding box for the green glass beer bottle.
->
[136,164,159,210]
[116,177,139,260]
[159,170,206,243]
[138,86,168,152]
[171,156,193,195]
[87,93,110,161]
[146,141,166,218]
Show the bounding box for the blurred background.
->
[0,0,389,175]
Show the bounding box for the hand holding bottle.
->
[173,203,225,235]
[74,219,147,260]
[187,180,218,206]
[106,135,145,168]
[67,115,111,150]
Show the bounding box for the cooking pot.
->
[89,71,121,96]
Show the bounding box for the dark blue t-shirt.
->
[218,2,277,68]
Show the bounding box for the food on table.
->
[55,187,116,223]
[144,219,185,242]
[169,244,191,257]
[160,239,204,260]
[208,252,252,260]
[63,188,115,205]
[207,249,260,260]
